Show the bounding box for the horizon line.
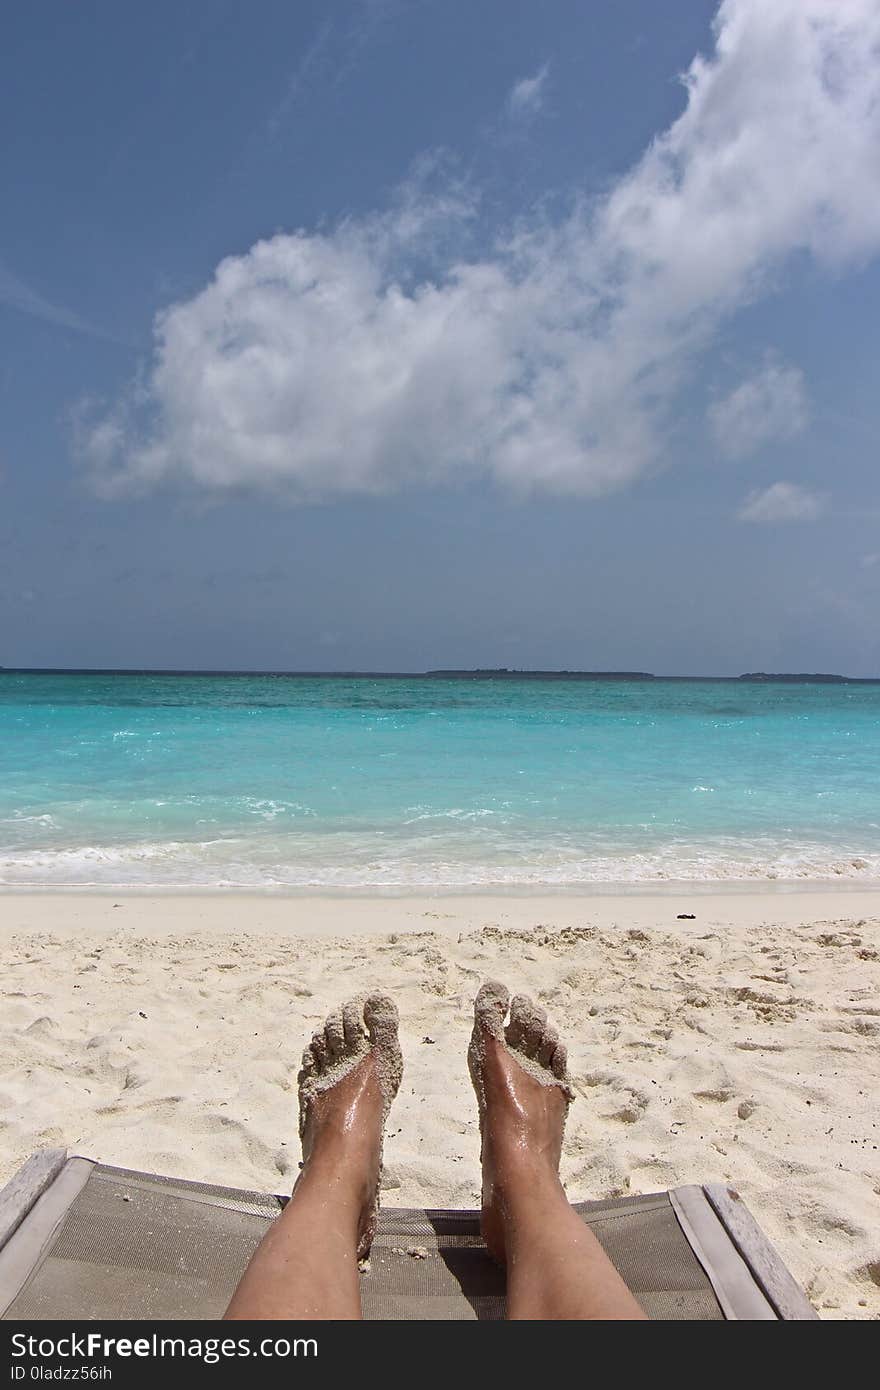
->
[2,667,879,683]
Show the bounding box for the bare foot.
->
[297,993,402,1259]
[468,981,572,1262]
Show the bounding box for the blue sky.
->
[2,0,879,674]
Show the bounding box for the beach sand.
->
[1,889,878,1319]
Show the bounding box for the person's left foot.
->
[297,994,403,1259]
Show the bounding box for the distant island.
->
[735,672,856,683]
[424,669,656,680]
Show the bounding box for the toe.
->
[363,993,403,1103]
[537,1024,559,1069]
[324,1008,346,1058]
[473,980,510,1039]
[506,994,546,1056]
[299,1043,317,1080]
[522,1001,548,1057]
[309,1028,329,1070]
[342,998,366,1050]
[363,992,399,1048]
[550,1041,569,1083]
[505,994,532,1049]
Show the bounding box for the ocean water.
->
[1,672,879,890]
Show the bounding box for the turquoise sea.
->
[1,672,879,889]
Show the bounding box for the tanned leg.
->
[468,982,647,1321]
[225,994,402,1321]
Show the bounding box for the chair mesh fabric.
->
[3,1164,723,1321]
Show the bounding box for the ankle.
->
[484,1143,563,1202]
[299,1144,374,1206]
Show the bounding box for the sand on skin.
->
[0,890,878,1320]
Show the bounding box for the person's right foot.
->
[297,993,402,1260]
[468,981,573,1263]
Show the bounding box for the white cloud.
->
[83,0,880,503]
[738,481,824,523]
[709,360,809,458]
[861,552,880,569]
[508,63,549,117]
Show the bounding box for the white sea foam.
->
[0,836,878,888]
[0,813,57,826]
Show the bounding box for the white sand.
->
[1,889,878,1320]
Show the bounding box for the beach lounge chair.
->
[0,1149,817,1320]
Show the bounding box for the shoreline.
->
[2,876,879,895]
[1,886,879,938]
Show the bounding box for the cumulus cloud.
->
[508,63,549,117]
[709,360,809,458]
[738,481,824,523]
[82,0,880,503]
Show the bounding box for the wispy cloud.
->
[508,63,549,118]
[709,360,809,458]
[267,19,336,136]
[267,1,408,135]
[0,258,101,338]
[81,0,880,503]
[738,482,824,523]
